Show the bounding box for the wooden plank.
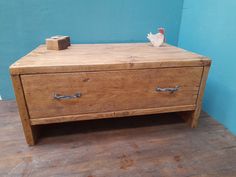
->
[30,105,196,125]
[9,43,211,75]
[179,66,211,127]
[21,67,202,119]
[10,75,39,145]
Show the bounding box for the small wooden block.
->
[46,36,70,50]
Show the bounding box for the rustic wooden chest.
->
[10,43,211,145]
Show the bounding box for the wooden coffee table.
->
[10,43,211,145]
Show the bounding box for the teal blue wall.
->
[179,0,236,135]
[2,0,235,135]
[0,0,184,100]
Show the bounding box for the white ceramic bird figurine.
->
[147,28,165,47]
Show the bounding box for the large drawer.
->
[21,67,203,119]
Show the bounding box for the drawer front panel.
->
[21,67,203,119]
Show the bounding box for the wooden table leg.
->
[179,66,210,128]
[11,75,38,145]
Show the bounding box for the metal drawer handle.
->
[53,92,81,100]
[156,86,180,93]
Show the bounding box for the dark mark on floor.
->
[120,154,134,170]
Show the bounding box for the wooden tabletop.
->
[10,43,211,75]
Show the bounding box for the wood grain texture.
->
[21,67,202,119]
[10,75,38,145]
[9,43,211,75]
[0,101,236,177]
